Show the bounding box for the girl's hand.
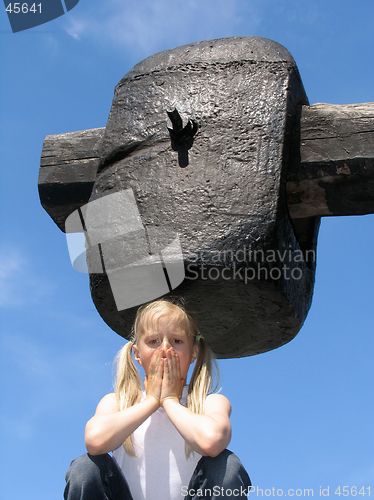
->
[144,347,163,405]
[160,348,184,406]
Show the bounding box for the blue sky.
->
[0,1,373,499]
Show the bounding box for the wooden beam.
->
[38,127,104,231]
[287,102,374,218]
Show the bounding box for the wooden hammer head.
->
[82,36,319,357]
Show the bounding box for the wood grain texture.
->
[287,102,374,218]
[38,128,104,230]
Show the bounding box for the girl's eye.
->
[173,339,182,344]
[149,339,160,345]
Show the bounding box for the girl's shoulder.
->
[95,392,120,416]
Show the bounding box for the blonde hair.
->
[114,297,218,456]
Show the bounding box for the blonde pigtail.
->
[185,337,219,457]
[115,341,142,456]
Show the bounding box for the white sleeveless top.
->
[112,386,202,500]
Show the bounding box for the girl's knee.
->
[226,451,251,485]
[65,453,112,483]
[202,449,251,488]
[65,454,89,480]
[203,449,238,471]
[64,454,115,500]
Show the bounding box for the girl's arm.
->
[85,392,159,455]
[85,348,164,455]
[161,348,232,457]
[162,393,232,457]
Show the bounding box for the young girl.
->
[64,298,251,499]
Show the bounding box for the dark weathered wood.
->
[87,37,314,358]
[287,102,374,218]
[38,128,104,231]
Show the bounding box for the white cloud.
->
[0,249,26,307]
[65,17,89,41]
[0,246,54,308]
[63,0,260,57]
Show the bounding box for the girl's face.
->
[133,313,198,381]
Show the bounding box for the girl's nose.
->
[162,338,172,350]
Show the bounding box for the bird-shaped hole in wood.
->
[167,108,198,168]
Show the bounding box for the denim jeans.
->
[64,449,251,499]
